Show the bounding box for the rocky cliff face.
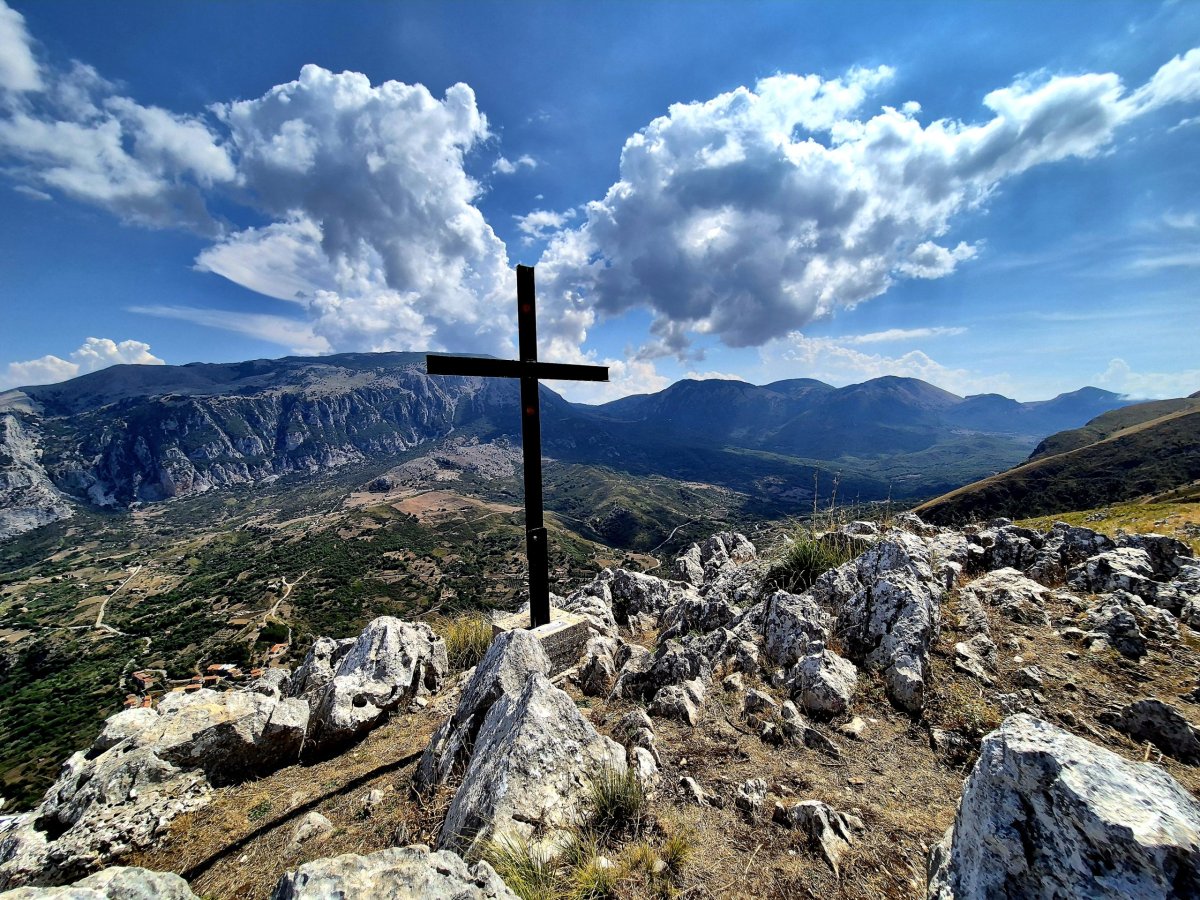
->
[0,354,519,535]
[0,415,74,542]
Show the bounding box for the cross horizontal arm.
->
[426,354,609,382]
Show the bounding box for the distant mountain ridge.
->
[0,352,1135,541]
[916,395,1200,524]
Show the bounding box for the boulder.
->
[762,591,831,669]
[288,637,356,712]
[927,714,1200,899]
[829,532,944,712]
[790,647,858,716]
[1026,523,1115,584]
[437,674,625,859]
[734,778,767,821]
[607,569,680,630]
[0,866,199,899]
[979,524,1043,572]
[1117,534,1193,580]
[578,635,620,697]
[959,569,1049,626]
[1068,548,1157,601]
[287,812,334,854]
[1112,698,1200,764]
[303,618,447,752]
[773,800,864,875]
[148,690,309,783]
[270,845,517,900]
[1083,591,1177,658]
[649,679,706,727]
[414,629,550,793]
[659,596,738,642]
[0,748,210,889]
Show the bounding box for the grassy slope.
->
[1029,397,1200,460]
[915,407,1200,525]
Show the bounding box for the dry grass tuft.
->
[439,613,494,672]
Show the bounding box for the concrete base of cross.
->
[491,607,591,676]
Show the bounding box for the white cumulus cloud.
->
[493,154,536,174]
[205,65,514,355]
[0,1,40,92]
[1,337,165,390]
[1095,358,1200,399]
[535,51,1200,359]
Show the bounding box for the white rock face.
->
[438,674,625,860]
[927,714,1200,899]
[1068,548,1157,600]
[0,865,199,899]
[762,590,831,669]
[812,531,943,712]
[0,414,74,543]
[790,647,857,716]
[270,845,518,899]
[300,618,447,752]
[414,629,550,793]
[959,568,1050,626]
[0,686,310,889]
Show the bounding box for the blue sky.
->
[0,0,1197,402]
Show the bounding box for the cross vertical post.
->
[516,266,549,626]
[425,264,608,628]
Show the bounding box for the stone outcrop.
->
[773,800,864,876]
[959,568,1050,626]
[789,646,857,716]
[0,865,199,899]
[823,531,944,712]
[270,845,517,900]
[437,674,625,859]
[1068,547,1157,600]
[295,617,447,752]
[0,685,311,889]
[415,630,549,793]
[927,714,1200,899]
[1110,698,1200,763]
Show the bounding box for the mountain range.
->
[0,351,1135,542]
[917,392,1200,524]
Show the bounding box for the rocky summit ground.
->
[2,513,1200,898]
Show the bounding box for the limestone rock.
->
[288,637,356,713]
[270,845,517,899]
[743,688,778,716]
[774,800,864,875]
[415,629,549,793]
[734,778,767,821]
[659,596,738,642]
[1117,534,1193,580]
[1082,591,1177,658]
[649,679,705,727]
[0,747,210,889]
[1112,698,1200,763]
[959,569,1049,626]
[249,667,292,700]
[927,714,1200,899]
[1068,548,1157,600]
[304,617,447,752]
[147,689,309,783]
[90,709,158,755]
[762,591,831,669]
[827,531,944,712]
[578,635,620,697]
[0,866,199,899]
[1026,523,1115,584]
[437,674,625,859]
[790,647,858,716]
[288,812,334,854]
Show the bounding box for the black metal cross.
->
[426,265,608,628]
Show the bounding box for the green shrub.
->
[762,529,858,595]
[484,835,559,900]
[586,763,645,833]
